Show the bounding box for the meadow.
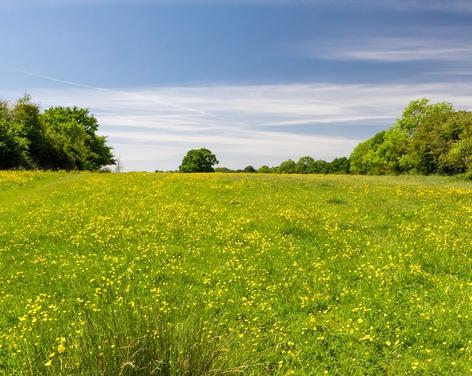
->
[0,171,471,375]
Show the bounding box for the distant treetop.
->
[179,148,219,173]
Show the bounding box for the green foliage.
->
[179,148,219,172]
[350,99,471,176]
[350,131,388,174]
[278,159,297,173]
[215,167,233,173]
[295,156,316,173]
[311,159,329,173]
[326,157,350,174]
[0,96,114,171]
[258,165,271,173]
[271,157,349,175]
[40,106,115,170]
[243,165,256,173]
[0,101,31,169]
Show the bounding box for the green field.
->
[0,172,471,375]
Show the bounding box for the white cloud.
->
[2,82,472,171]
[304,36,472,63]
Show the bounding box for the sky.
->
[1,0,472,171]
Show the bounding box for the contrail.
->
[11,68,218,118]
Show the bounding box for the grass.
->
[0,171,471,375]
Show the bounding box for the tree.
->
[349,98,471,176]
[350,131,387,174]
[278,159,297,174]
[179,148,218,172]
[0,101,31,169]
[115,158,123,173]
[11,95,44,168]
[258,165,271,173]
[438,111,472,174]
[0,96,114,171]
[405,100,455,174]
[296,156,316,173]
[312,159,329,174]
[327,157,350,174]
[215,167,233,173]
[244,165,256,173]
[40,106,115,170]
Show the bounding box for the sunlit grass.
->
[0,172,471,375]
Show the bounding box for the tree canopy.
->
[0,96,115,170]
[349,99,472,176]
[254,157,349,174]
[179,148,219,172]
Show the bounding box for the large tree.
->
[0,96,115,171]
[40,106,115,170]
[179,148,219,172]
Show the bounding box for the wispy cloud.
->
[304,36,472,63]
[2,81,472,171]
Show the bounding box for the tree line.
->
[176,149,349,174]
[349,99,471,177]
[212,157,350,174]
[184,99,470,178]
[1,96,470,177]
[0,96,114,170]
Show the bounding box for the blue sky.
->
[1,0,472,170]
